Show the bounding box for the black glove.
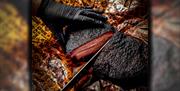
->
[38,0,107,25]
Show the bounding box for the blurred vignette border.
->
[152,0,180,91]
[0,0,180,91]
[0,0,30,91]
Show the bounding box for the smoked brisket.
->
[93,31,148,89]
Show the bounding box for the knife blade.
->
[62,37,112,91]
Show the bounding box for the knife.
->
[62,36,112,91]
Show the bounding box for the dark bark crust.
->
[66,24,113,53]
[65,25,148,89]
[93,31,148,88]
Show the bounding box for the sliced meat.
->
[69,31,113,61]
[65,24,114,53]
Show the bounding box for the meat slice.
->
[93,31,148,89]
[69,31,113,61]
[66,24,114,53]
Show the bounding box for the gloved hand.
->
[38,0,107,25]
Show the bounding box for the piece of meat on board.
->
[93,31,148,89]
